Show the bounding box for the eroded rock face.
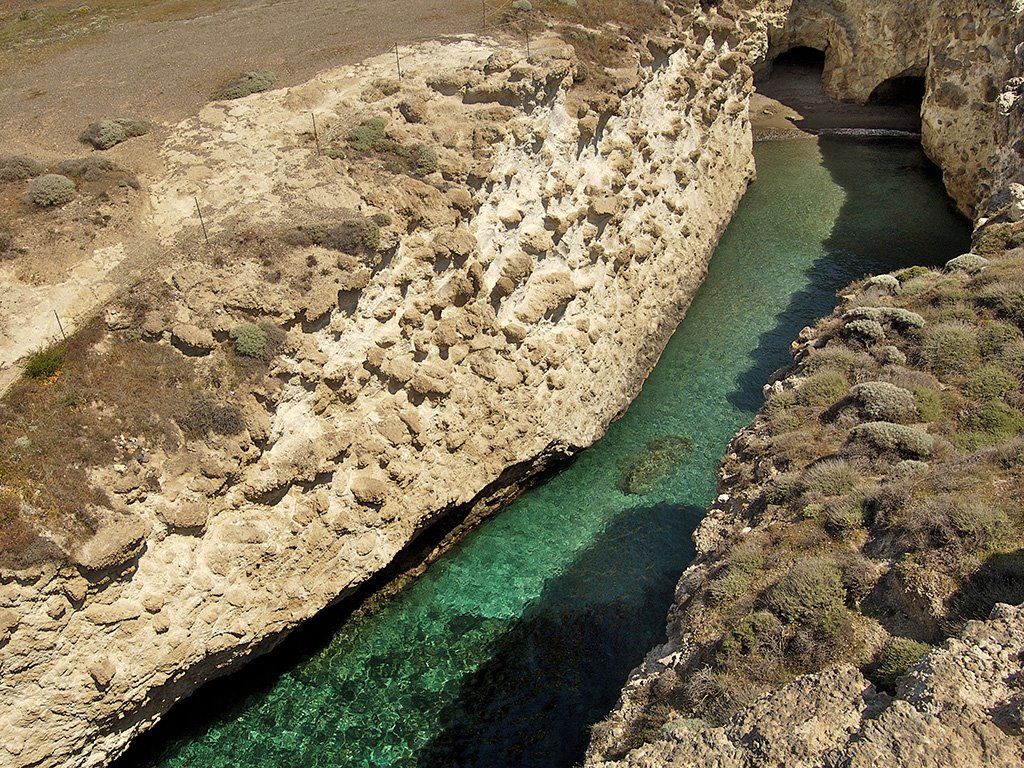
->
[590,604,1024,768]
[0,10,759,768]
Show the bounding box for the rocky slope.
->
[588,1,1024,765]
[0,5,763,767]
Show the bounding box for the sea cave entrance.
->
[868,74,926,107]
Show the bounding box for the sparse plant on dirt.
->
[409,143,438,176]
[22,344,65,379]
[80,117,151,149]
[219,71,276,99]
[26,174,76,207]
[176,397,246,438]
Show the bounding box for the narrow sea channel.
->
[124,136,970,768]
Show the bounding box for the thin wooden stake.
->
[311,112,322,155]
[394,43,403,79]
[53,310,67,343]
[525,28,531,59]
[194,196,209,244]
[482,0,486,27]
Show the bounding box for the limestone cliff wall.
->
[0,8,760,768]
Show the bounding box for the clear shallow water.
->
[125,137,970,768]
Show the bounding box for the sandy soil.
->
[0,0,488,394]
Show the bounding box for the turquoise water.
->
[123,137,970,768]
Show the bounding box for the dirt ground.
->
[0,0,486,158]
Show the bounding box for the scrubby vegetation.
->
[219,70,276,100]
[25,173,75,207]
[22,344,65,380]
[80,117,151,149]
[337,116,441,178]
[639,230,1024,731]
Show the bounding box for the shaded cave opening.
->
[771,45,827,74]
[868,75,926,107]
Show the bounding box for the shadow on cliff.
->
[413,500,699,768]
[946,548,1024,633]
[726,136,970,414]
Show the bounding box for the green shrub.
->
[22,344,65,379]
[80,117,151,149]
[0,155,44,181]
[177,397,246,438]
[849,421,934,458]
[890,459,930,479]
[873,637,931,690]
[707,568,753,604]
[974,222,1024,256]
[946,253,988,273]
[796,371,849,407]
[229,323,268,358]
[918,323,979,376]
[409,143,438,176]
[851,381,919,423]
[911,386,942,422]
[823,495,868,533]
[844,318,885,343]
[875,345,907,366]
[348,117,391,152]
[967,400,1024,445]
[883,308,926,330]
[322,217,381,255]
[765,559,847,629]
[978,280,1024,325]
[220,71,276,99]
[895,265,931,283]
[801,459,859,497]
[717,611,783,666]
[979,322,1023,357]
[949,502,1010,549]
[804,346,872,376]
[26,174,75,207]
[963,364,1018,401]
[727,537,766,574]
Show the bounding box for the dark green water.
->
[125,137,969,768]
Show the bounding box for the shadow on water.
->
[727,136,970,414]
[415,502,699,768]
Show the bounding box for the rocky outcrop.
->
[589,603,1024,767]
[0,8,760,768]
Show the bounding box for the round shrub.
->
[851,381,919,423]
[796,370,849,407]
[80,117,151,150]
[875,345,907,366]
[0,155,44,181]
[56,156,120,180]
[890,459,930,479]
[979,322,1023,357]
[971,400,1024,443]
[882,308,926,330]
[409,143,438,176]
[765,559,847,628]
[823,496,867,532]
[866,274,900,293]
[918,323,979,376]
[220,71,276,100]
[718,611,784,665]
[895,265,931,283]
[963,364,1018,401]
[874,637,931,690]
[26,174,75,207]
[849,421,934,458]
[978,280,1024,326]
[844,318,885,343]
[945,253,988,273]
[229,323,268,358]
[322,217,380,255]
[949,502,1010,549]
[804,347,872,376]
[177,397,246,438]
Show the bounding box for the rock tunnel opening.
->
[771,45,826,74]
[868,75,926,107]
